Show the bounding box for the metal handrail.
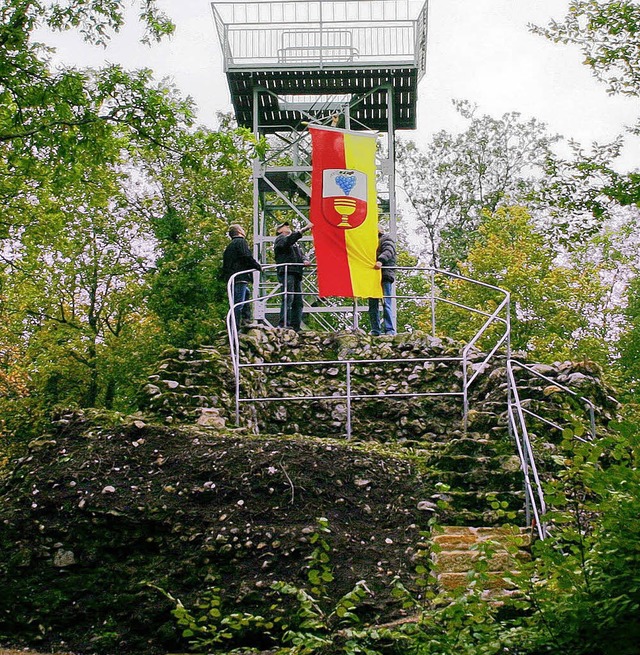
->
[212,0,429,76]
[227,263,510,432]
[510,359,597,441]
[502,360,600,540]
[507,360,548,540]
[226,264,607,540]
[461,293,510,427]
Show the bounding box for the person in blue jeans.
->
[222,224,262,327]
[368,230,396,336]
[274,221,310,331]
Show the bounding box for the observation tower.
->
[211,0,429,328]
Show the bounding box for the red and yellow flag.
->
[309,126,381,298]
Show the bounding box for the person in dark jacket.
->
[368,229,396,335]
[222,224,262,327]
[274,221,310,331]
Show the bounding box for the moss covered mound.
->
[0,410,435,654]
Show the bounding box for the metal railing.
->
[225,265,606,540]
[510,360,597,442]
[505,360,598,540]
[506,361,548,540]
[211,0,429,76]
[227,263,510,430]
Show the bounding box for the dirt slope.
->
[0,410,435,654]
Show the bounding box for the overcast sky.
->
[40,0,639,169]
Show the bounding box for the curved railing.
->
[226,264,605,540]
[227,263,510,429]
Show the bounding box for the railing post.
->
[226,279,241,428]
[430,268,436,336]
[319,0,324,69]
[505,292,511,361]
[346,362,352,439]
[235,367,241,426]
[588,404,597,440]
[283,266,288,327]
[462,348,468,433]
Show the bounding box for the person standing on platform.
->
[274,221,311,332]
[368,229,396,336]
[222,224,262,328]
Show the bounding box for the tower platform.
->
[227,67,419,132]
[211,0,428,131]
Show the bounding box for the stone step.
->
[425,467,522,491]
[437,508,526,527]
[432,526,532,595]
[433,489,524,512]
[432,526,532,550]
[427,436,512,457]
[435,546,529,573]
[425,453,520,473]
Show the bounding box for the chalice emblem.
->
[321,168,368,230]
[334,172,357,227]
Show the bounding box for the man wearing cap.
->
[222,224,262,328]
[274,221,311,332]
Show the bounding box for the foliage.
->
[0,0,257,428]
[531,1,640,102]
[394,423,640,655]
[617,272,640,396]
[510,422,640,655]
[1,0,192,232]
[0,0,195,423]
[159,517,410,655]
[434,206,615,363]
[2,151,160,410]
[535,139,640,248]
[530,1,640,229]
[529,1,640,377]
[142,121,256,346]
[395,247,431,335]
[0,339,39,449]
[396,101,558,269]
[404,567,529,655]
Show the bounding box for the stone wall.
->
[0,329,622,654]
[140,328,618,441]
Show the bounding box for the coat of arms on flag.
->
[309,126,382,299]
[321,169,368,229]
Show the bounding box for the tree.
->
[438,206,614,363]
[2,144,164,409]
[396,101,558,269]
[0,0,199,419]
[535,138,640,248]
[0,0,193,237]
[141,121,256,346]
[618,273,640,397]
[531,1,640,103]
[531,1,640,225]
